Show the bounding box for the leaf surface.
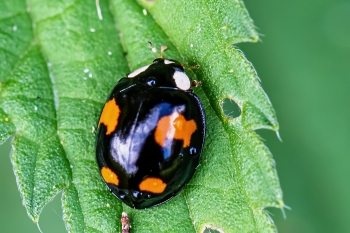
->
[0,0,283,232]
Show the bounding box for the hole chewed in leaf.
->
[202,225,225,233]
[222,98,241,118]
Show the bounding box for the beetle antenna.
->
[160,45,168,58]
[148,41,157,54]
[148,41,167,59]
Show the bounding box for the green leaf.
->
[0,0,283,232]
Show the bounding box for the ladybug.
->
[96,58,205,209]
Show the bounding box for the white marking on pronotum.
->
[164,59,175,65]
[173,71,191,90]
[127,64,150,78]
[96,0,103,20]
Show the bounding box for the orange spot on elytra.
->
[154,113,197,148]
[101,167,119,186]
[139,177,167,194]
[98,98,120,135]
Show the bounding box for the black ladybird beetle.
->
[96,58,205,209]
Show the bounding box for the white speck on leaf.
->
[89,73,93,78]
[90,28,95,32]
[13,25,17,31]
[190,44,193,48]
[108,51,112,55]
[143,9,147,15]
[84,68,89,73]
[34,106,38,111]
[197,24,201,32]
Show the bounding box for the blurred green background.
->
[1,0,349,232]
